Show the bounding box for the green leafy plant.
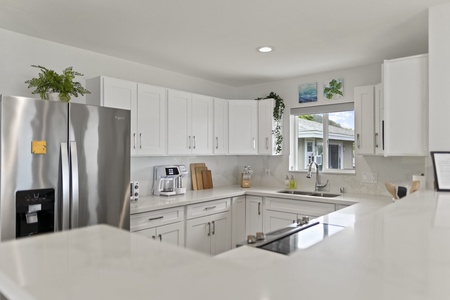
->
[256,92,285,154]
[25,65,90,102]
[323,79,343,99]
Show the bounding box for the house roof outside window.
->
[297,118,354,142]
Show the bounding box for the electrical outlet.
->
[362,172,378,183]
[264,168,270,176]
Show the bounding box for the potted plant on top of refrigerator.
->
[25,65,91,102]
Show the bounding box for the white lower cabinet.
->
[335,204,349,211]
[130,206,185,247]
[134,222,184,246]
[231,196,246,248]
[185,198,231,255]
[245,196,263,236]
[263,197,336,233]
[186,212,231,255]
[130,196,347,252]
[263,210,297,233]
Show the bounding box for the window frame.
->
[289,102,355,175]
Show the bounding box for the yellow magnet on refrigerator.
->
[31,141,46,154]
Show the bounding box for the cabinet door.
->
[156,222,185,247]
[102,77,138,156]
[185,216,211,255]
[167,90,192,155]
[245,196,263,235]
[213,98,229,155]
[354,85,375,155]
[133,227,157,240]
[133,223,184,247]
[258,99,276,155]
[210,212,231,255]
[191,94,213,155]
[383,54,428,156]
[263,210,296,233]
[374,83,384,156]
[229,100,258,155]
[231,196,246,248]
[137,84,167,156]
[102,77,137,110]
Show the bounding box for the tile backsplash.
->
[132,154,425,197]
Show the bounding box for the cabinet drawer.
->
[186,198,230,219]
[131,206,184,232]
[265,197,335,217]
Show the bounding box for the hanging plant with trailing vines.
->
[256,92,285,154]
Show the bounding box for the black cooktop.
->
[258,222,345,255]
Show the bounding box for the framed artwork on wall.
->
[323,78,344,100]
[431,151,450,191]
[298,82,318,103]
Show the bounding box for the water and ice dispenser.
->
[15,188,55,238]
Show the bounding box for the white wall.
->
[236,64,425,195]
[428,3,450,188]
[0,29,238,101]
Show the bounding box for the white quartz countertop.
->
[2,189,450,299]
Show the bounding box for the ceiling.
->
[0,0,449,87]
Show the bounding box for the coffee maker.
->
[153,165,188,196]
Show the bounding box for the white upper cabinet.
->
[167,90,213,155]
[383,54,428,156]
[354,54,429,157]
[374,83,384,156]
[86,76,136,112]
[86,76,167,156]
[258,98,280,155]
[137,84,167,156]
[191,94,214,155]
[213,98,229,155]
[167,90,192,155]
[354,85,375,155]
[228,100,258,155]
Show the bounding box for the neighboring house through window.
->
[290,103,355,173]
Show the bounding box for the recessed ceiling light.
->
[257,46,274,53]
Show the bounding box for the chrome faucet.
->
[306,161,329,191]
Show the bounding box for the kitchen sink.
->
[277,190,341,198]
[277,190,312,196]
[309,192,341,198]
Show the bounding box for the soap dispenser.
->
[285,175,290,189]
[289,175,297,190]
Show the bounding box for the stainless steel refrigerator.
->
[0,95,130,242]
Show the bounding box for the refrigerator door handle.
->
[61,143,70,231]
[70,141,80,229]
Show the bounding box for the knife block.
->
[241,173,251,188]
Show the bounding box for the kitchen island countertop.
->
[1,190,449,299]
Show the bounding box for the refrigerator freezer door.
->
[0,96,68,241]
[68,103,130,230]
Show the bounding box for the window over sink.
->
[289,102,355,174]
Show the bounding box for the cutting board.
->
[190,163,205,190]
[195,166,208,190]
[202,170,213,189]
